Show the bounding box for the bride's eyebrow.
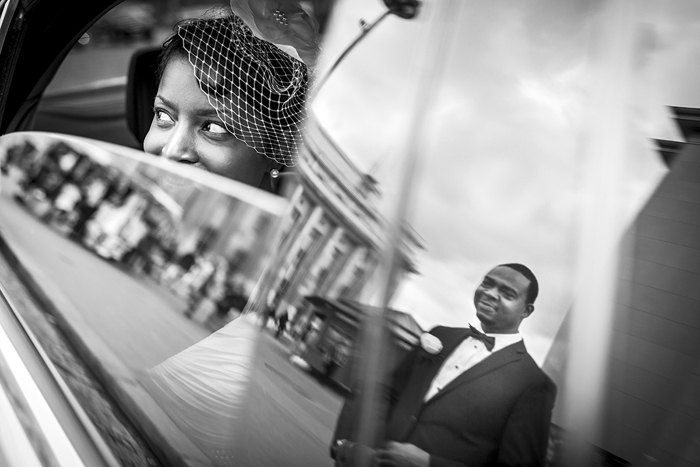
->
[154,95,175,109]
[194,107,222,119]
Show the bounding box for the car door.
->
[2,1,700,467]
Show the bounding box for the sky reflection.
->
[310,0,700,363]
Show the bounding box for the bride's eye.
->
[154,108,174,124]
[203,122,228,134]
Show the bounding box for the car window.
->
[3,1,700,466]
[2,2,400,465]
[0,131,289,464]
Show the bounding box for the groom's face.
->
[474,266,534,334]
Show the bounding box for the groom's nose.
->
[483,286,499,299]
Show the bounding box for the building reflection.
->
[291,296,423,393]
[258,113,421,341]
[543,106,700,467]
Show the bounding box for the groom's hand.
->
[371,441,430,467]
[333,440,377,467]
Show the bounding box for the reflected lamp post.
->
[310,0,422,100]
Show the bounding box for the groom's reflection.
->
[332,264,556,467]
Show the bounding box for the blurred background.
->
[2,0,700,466]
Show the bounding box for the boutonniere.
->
[419,333,444,361]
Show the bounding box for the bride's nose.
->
[162,125,198,164]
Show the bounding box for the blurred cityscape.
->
[0,2,426,464]
[1,106,423,377]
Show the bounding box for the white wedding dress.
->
[142,312,337,467]
[142,313,259,465]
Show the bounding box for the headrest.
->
[126,46,160,146]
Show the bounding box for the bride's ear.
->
[259,164,284,194]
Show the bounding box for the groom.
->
[332,263,556,467]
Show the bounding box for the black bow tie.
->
[468,325,495,351]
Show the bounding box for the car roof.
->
[0,0,124,135]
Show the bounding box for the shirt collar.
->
[473,325,522,352]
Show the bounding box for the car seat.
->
[125,46,160,146]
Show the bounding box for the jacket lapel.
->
[389,328,470,441]
[425,340,526,405]
[412,328,470,398]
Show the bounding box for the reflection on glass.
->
[1,133,283,325]
[135,98,423,466]
[4,0,700,466]
[0,132,287,466]
[310,1,699,467]
[297,297,422,393]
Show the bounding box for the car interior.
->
[0,0,125,136]
[125,46,160,146]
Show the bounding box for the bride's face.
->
[143,56,272,186]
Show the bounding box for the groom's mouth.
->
[478,300,498,312]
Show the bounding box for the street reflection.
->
[0,128,419,466]
[0,133,333,466]
[3,135,276,333]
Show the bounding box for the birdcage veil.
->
[176,13,309,167]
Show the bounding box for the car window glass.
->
[3,0,700,466]
[0,131,293,465]
[311,0,700,465]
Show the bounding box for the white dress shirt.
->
[424,328,522,401]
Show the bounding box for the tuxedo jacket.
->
[333,326,556,467]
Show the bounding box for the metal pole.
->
[309,10,391,103]
[351,1,461,464]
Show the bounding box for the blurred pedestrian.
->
[275,310,288,339]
